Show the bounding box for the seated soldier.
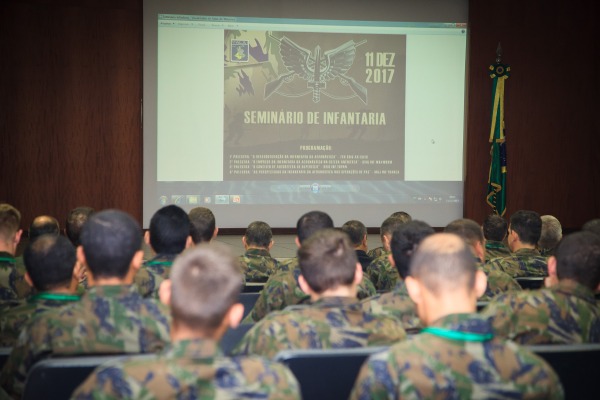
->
[350,233,563,399]
[483,231,600,344]
[365,216,408,291]
[342,220,373,271]
[367,211,412,259]
[28,215,60,241]
[538,215,562,257]
[188,206,218,245]
[0,235,81,346]
[362,220,434,330]
[244,211,375,323]
[583,218,600,237]
[482,213,511,262]
[134,205,192,298]
[72,243,301,400]
[239,221,278,282]
[0,209,171,398]
[486,210,548,277]
[235,229,406,358]
[0,203,30,304]
[445,218,521,301]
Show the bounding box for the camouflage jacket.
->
[235,296,407,358]
[478,261,521,301]
[482,280,600,344]
[350,313,564,400]
[0,292,80,346]
[72,338,301,400]
[484,240,511,262]
[365,252,399,292]
[239,248,278,283]
[486,248,548,278]
[133,256,175,299]
[360,281,421,330]
[0,252,31,303]
[367,246,385,260]
[245,265,376,323]
[0,284,171,399]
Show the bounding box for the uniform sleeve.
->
[480,295,516,339]
[232,319,286,359]
[349,355,396,400]
[71,364,141,400]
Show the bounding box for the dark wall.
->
[1,0,598,229]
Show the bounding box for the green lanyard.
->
[31,293,80,302]
[421,326,493,342]
[0,257,15,263]
[147,260,173,267]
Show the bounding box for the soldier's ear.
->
[24,272,34,288]
[226,303,244,329]
[474,269,488,299]
[298,275,313,296]
[14,229,23,246]
[158,279,172,306]
[212,227,219,240]
[77,245,87,266]
[144,231,151,247]
[130,250,144,273]
[353,262,363,286]
[295,237,301,249]
[545,256,559,288]
[405,276,422,305]
[185,236,193,249]
[388,253,395,267]
[268,239,274,250]
[242,236,248,248]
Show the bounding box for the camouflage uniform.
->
[478,261,521,301]
[482,280,600,344]
[0,292,80,346]
[0,284,171,398]
[484,240,511,262]
[244,265,376,323]
[365,252,399,292]
[539,247,556,257]
[72,338,301,400]
[356,250,373,271]
[235,296,406,358]
[367,246,385,260]
[239,248,278,282]
[350,313,564,400]
[133,256,174,299]
[0,252,31,303]
[486,248,548,278]
[361,281,421,331]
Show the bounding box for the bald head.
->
[410,233,477,294]
[30,216,60,241]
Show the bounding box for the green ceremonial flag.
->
[486,61,510,216]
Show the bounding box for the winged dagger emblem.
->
[265,35,368,104]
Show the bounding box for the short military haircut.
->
[391,220,435,279]
[389,211,412,223]
[66,206,95,246]
[380,216,407,238]
[409,233,476,293]
[188,207,216,244]
[296,210,334,244]
[555,231,600,290]
[444,218,484,248]
[582,218,600,237]
[29,216,60,241]
[170,243,242,332]
[0,203,21,242]
[149,205,190,255]
[244,221,273,248]
[341,220,367,247]
[80,209,142,279]
[509,210,542,245]
[23,235,76,291]
[483,214,508,242]
[298,229,357,294]
[538,215,562,250]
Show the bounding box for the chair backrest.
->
[515,277,545,289]
[242,282,265,293]
[0,347,11,369]
[526,343,600,398]
[476,301,488,311]
[22,354,140,400]
[275,346,388,400]
[220,324,254,355]
[238,292,260,320]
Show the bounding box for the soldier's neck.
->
[511,242,536,252]
[0,241,15,255]
[420,291,477,326]
[310,285,357,302]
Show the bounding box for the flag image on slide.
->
[486,54,509,216]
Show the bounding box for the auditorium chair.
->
[527,343,600,398]
[238,292,260,320]
[242,282,265,293]
[275,346,388,400]
[220,323,254,355]
[515,277,545,290]
[0,347,10,369]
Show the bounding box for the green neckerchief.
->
[0,256,16,263]
[30,292,80,302]
[146,260,173,267]
[421,326,493,342]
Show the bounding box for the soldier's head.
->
[148,205,191,255]
[65,206,95,246]
[582,218,600,237]
[482,214,507,242]
[389,211,412,223]
[444,219,486,261]
[405,233,487,325]
[79,209,143,283]
[296,210,334,245]
[0,203,22,255]
[24,235,78,292]
[161,243,243,339]
[548,231,600,290]
[243,221,273,250]
[538,215,562,251]
[188,207,217,245]
[29,215,60,241]
[508,210,542,250]
[390,220,435,279]
[380,216,408,251]
[298,229,361,299]
[341,220,367,250]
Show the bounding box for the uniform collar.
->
[485,241,507,249]
[310,296,359,308]
[0,252,15,262]
[552,280,597,304]
[147,254,176,266]
[428,313,493,336]
[244,248,271,257]
[85,284,138,298]
[167,337,222,359]
[392,281,409,296]
[29,292,80,303]
[514,247,541,256]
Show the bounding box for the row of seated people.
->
[0,203,599,398]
